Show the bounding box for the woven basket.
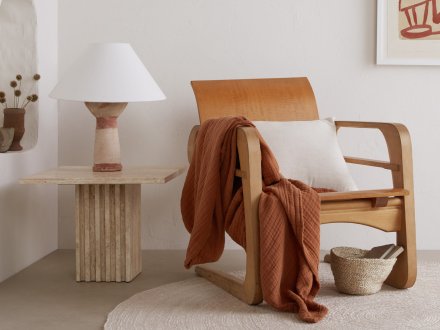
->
[330,247,397,295]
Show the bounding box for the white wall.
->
[0,0,58,282]
[58,0,439,251]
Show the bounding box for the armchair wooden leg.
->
[386,250,416,289]
[382,123,417,289]
[195,265,263,305]
[193,127,264,306]
[385,197,417,289]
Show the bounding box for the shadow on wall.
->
[0,150,39,273]
[0,0,38,153]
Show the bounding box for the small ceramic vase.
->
[3,108,25,151]
[0,127,14,152]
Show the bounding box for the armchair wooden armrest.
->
[336,121,416,288]
[187,125,200,163]
[335,121,413,185]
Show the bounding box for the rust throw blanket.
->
[181,116,328,323]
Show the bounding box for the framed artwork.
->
[377,0,440,65]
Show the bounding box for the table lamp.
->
[50,42,165,172]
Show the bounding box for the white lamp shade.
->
[50,43,165,102]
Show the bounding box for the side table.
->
[21,166,183,283]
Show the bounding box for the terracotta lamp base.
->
[93,163,123,172]
[85,102,128,172]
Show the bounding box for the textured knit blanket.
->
[181,116,328,323]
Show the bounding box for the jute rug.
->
[105,262,440,329]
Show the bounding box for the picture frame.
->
[377,0,440,65]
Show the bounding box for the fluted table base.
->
[75,184,141,282]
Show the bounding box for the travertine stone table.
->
[21,166,183,283]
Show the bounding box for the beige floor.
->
[0,250,246,330]
[0,250,438,330]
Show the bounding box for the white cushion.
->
[253,118,357,191]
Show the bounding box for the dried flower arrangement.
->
[0,73,40,109]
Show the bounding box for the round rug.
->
[105,262,440,329]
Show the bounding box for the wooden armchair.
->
[187,77,416,305]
